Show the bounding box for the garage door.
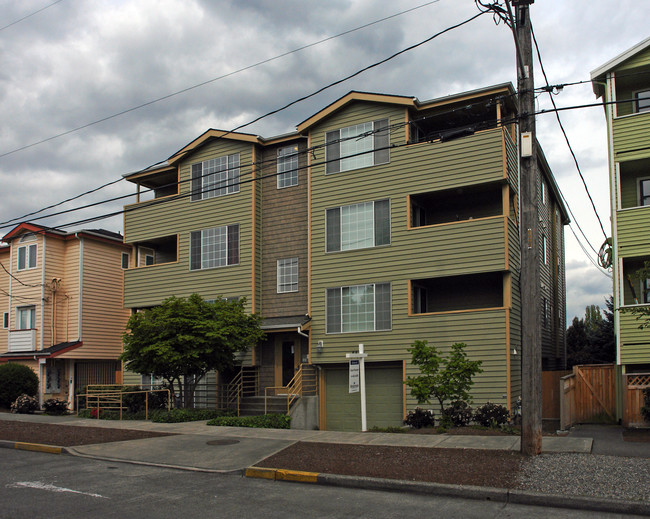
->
[325,364,403,431]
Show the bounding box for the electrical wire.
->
[531,22,609,242]
[0,0,65,32]
[0,1,442,161]
[0,261,44,288]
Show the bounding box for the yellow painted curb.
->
[276,469,319,483]
[14,442,63,454]
[245,467,277,480]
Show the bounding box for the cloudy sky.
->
[0,0,647,321]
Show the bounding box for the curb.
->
[0,439,68,455]
[246,466,650,516]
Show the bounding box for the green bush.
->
[474,402,509,427]
[43,398,68,415]
[123,389,169,414]
[207,414,291,429]
[441,401,473,427]
[11,394,39,414]
[151,408,233,423]
[0,364,39,408]
[404,408,435,429]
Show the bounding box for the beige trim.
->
[406,195,412,230]
[297,92,416,132]
[405,214,504,231]
[504,215,509,271]
[418,86,512,111]
[169,130,262,165]
[410,306,508,317]
[126,165,177,183]
[404,108,410,143]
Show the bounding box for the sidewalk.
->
[2,412,649,517]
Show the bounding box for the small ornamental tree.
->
[121,294,265,408]
[405,341,483,420]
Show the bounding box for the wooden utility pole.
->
[512,0,542,456]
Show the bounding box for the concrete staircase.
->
[238,395,292,416]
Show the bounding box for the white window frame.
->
[326,199,390,252]
[277,258,299,293]
[191,153,240,201]
[326,282,391,334]
[634,89,650,114]
[190,224,239,270]
[138,247,154,267]
[277,145,299,189]
[541,179,547,205]
[16,306,36,330]
[325,119,389,174]
[638,176,650,207]
[17,244,37,271]
[542,234,548,265]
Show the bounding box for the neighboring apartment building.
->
[0,223,131,408]
[122,84,568,430]
[592,37,650,421]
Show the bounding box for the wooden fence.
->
[542,370,570,419]
[560,364,616,430]
[624,373,650,427]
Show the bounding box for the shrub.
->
[151,408,233,423]
[123,389,169,414]
[642,388,650,422]
[404,408,435,429]
[207,414,291,429]
[43,398,68,415]
[0,364,39,408]
[11,394,39,414]
[474,402,509,427]
[441,401,473,427]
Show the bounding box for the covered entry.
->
[323,362,404,431]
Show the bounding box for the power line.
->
[0,1,442,161]
[530,22,609,243]
[0,0,65,32]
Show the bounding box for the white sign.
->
[349,359,360,393]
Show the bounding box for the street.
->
[0,449,645,518]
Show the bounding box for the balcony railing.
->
[8,329,36,352]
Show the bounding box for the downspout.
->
[297,326,309,339]
[76,234,84,341]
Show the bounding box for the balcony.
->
[8,329,36,352]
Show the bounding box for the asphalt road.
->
[1,449,646,519]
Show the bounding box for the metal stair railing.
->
[217,366,259,416]
[264,364,318,414]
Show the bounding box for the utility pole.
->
[511,0,542,456]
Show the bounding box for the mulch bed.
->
[622,428,650,443]
[258,441,524,487]
[0,420,173,447]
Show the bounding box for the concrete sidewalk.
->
[0,411,593,473]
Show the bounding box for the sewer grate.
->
[206,439,240,446]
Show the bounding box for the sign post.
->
[346,344,368,432]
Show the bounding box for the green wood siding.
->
[124,139,256,308]
[617,207,650,257]
[505,129,519,192]
[612,112,650,161]
[618,311,650,363]
[617,47,650,72]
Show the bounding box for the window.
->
[121,252,130,269]
[2,312,8,329]
[138,247,154,267]
[190,224,239,270]
[412,285,428,314]
[277,145,299,188]
[639,178,650,206]
[325,119,389,174]
[191,153,240,201]
[542,234,548,265]
[277,258,298,293]
[17,244,37,270]
[635,90,650,113]
[141,374,164,388]
[642,278,650,304]
[45,365,61,393]
[541,179,547,205]
[543,298,549,327]
[327,199,390,252]
[16,306,35,330]
[326,283,391,333]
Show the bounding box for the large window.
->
[277,145,299,189]
[277,258,298,293]
[635,90,650,113]
[327,199,390,252]
[191,153,240,201]
[190,225,239,270]
[639,178,650,206]
[16,306,36,330]
[325,119,389,174]
[17,244,37,271]
[326,283,391,333]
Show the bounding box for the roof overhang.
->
[260,315,311,332]
[0,341,83,361]
[591,37,650,98]
[167,129,263,166]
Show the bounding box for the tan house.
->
[0,223,131,408]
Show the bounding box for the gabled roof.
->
[296,91,416,133]
[167,128,263,166]
[2,222,124,245]
[591,37,650,97]
[2,222,66,242]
